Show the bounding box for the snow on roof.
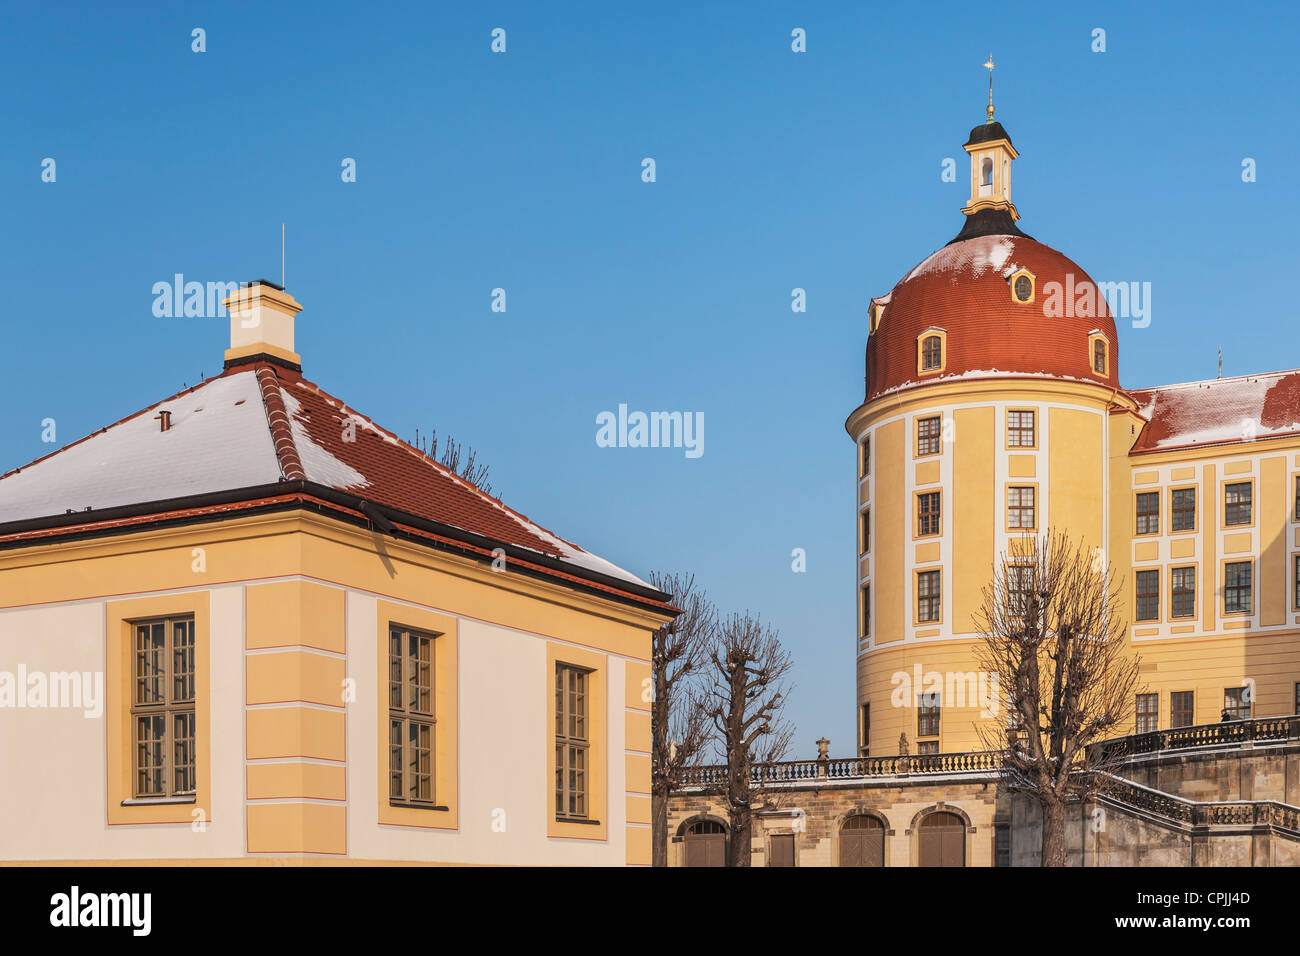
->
[0,363,651,593]
[0,371,281,524]
[869,367,1093,401]
[1129,369,1300,452]
[904,235,1019,283]
[280,378,648,587]
[280,388,370,490]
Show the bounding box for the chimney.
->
[223,279,304,369]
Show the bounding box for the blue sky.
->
[2,2,1297,754]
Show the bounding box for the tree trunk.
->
[652,787,668,867]
[728,815,751,867]
[1041,797,1068,867]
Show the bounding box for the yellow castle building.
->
[847,110,1300,759]
[669,103,1300,870]
[0,281,674,865]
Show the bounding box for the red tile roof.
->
[0,360,667,610]
[864,234,1120,402]
[1129,369,1300,453]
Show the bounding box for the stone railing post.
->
[815,736,830,779]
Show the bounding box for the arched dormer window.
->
[916,327,947,376]
[869,296,889,334]
[921,336,941,371]
[1088,331,1110,377]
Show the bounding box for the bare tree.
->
[414,428,494,496]
[647,571,714,867]
[974,530,1141,867]
[704,612,794,867]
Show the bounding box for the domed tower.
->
[845,105,1138,757]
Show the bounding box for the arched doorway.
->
[838,814,885,867]
[682,819,727,867]
[918,811,966,867]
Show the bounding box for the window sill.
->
[122,796,196,806]
[389,803,450,812]
[556,817,601,826]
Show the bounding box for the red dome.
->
[864,233,1119,403]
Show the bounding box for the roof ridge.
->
[1130,367,1300,394]
[0,370,231,483]
[255,366,305,481]
[287,377,587,558]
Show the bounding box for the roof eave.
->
[0,481,676,614]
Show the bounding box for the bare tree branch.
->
[648,571,715,867]
[414,428,495,497]
[973,529,1142,866]
[703,611,795,866]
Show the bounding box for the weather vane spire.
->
[984,53,995,123]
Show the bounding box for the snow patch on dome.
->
[903,236,1019,282]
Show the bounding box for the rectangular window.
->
[861,585,871,638]
[1295,683,1300,717]
[1294,554,1300,611]
[1224,482,1252,526]
[1295,475,1300,522]
[917,693,941,738]
[1135,492,1160,535]
[917,416,941,456]
[1135,693,1158,734]
[1007,410,1035,448]
[1135,570,1159,621]
[555,663,590,820]
[1171,566,1196,619]
[917,570,941,623]
[994,823,1011,867]
[769,832,796,867]
[917,491,941,537]
[1008,564,1034,617]
[1007,487,1036,529]
[861,509,870,554]
[1170,691,1194,728]
[1224,561,1252,614]
[1223,686,1251,721]
[916,741,939,755]
[1171,487,1196,532]
[389,626,435,807]
[860,703,870,756]
[860,438,870,477]
[131,616,196,799]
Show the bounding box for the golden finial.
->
[984,53,995,122]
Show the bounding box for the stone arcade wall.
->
[668,774,1002,867]
[669,728,1300,866]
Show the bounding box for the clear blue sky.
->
[3,2,1297,755]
